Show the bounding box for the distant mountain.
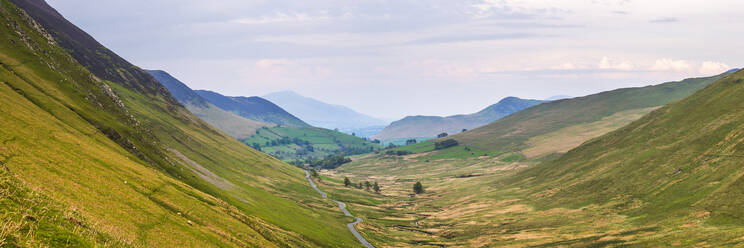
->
[263,91,388,132]
[373,97,545,140]
[147,70,270,139]
[195,90,310,127]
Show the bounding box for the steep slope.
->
[373,97,544,140]
[0,0,360,246]
[147,70,270,139]
[195,90,310,127]
[264,91,388,133]
[450,73,728,157]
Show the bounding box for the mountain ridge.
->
[196,90,310,127]
[263,90,388,133]
[372,96,544,140]
[146,69,270,139]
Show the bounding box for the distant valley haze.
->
[45,0,741,120]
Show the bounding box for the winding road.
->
[305,170,375,248]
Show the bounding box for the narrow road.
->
[305,170,375,248]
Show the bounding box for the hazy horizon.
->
[47,0,741,120]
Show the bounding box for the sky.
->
[47,0,743,120]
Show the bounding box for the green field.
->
[241,126,382,161]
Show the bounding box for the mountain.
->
[497,69,744,244]
[449,73,729,158]
[263,91,388,133]
[372,97,545,140]
[0,0,360,246]
[147,70,270,139]
[194,90,310,128]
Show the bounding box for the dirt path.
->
[304,170,374,248]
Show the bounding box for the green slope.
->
[449,74,728,156]
[0,1,359,246]
[242,126,382,162]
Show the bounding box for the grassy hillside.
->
[0,1,361,246]
[242,126,382,162]
[373,97,544,140]
[512,69,744,219]
[450,74,727,156]
[147,70,270,139]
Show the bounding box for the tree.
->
[310,169,318,178]
[373,182,380,193]
[435,139,459,150]
[406,139,417,145]
[364,181,371,190]
[344,177,351,187]
[462,129,467,132]
[358,182,363,189]
[437,132,448,138]
[413,182,424,194]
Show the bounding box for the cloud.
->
[598,57,634,70]
[650,58,692,71]
[650,17,679,23]
[403,33,539,45]
[699,61,731,75]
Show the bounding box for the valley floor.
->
[321,152,744,247]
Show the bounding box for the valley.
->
[2,0,742,247]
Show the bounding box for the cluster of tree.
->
[437,132,449,138]
[344,177,380,193]
[308,154,352,169]
[434,139,458,150]
[405,139,417,145]
[385,150,413,156]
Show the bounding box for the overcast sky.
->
[47,0,742,120]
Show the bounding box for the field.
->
[241,126,382,161]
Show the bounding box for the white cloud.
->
[598,57,634,70]
[231,12,332,25]
[699,61,731,75]
[650,58,692,71]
